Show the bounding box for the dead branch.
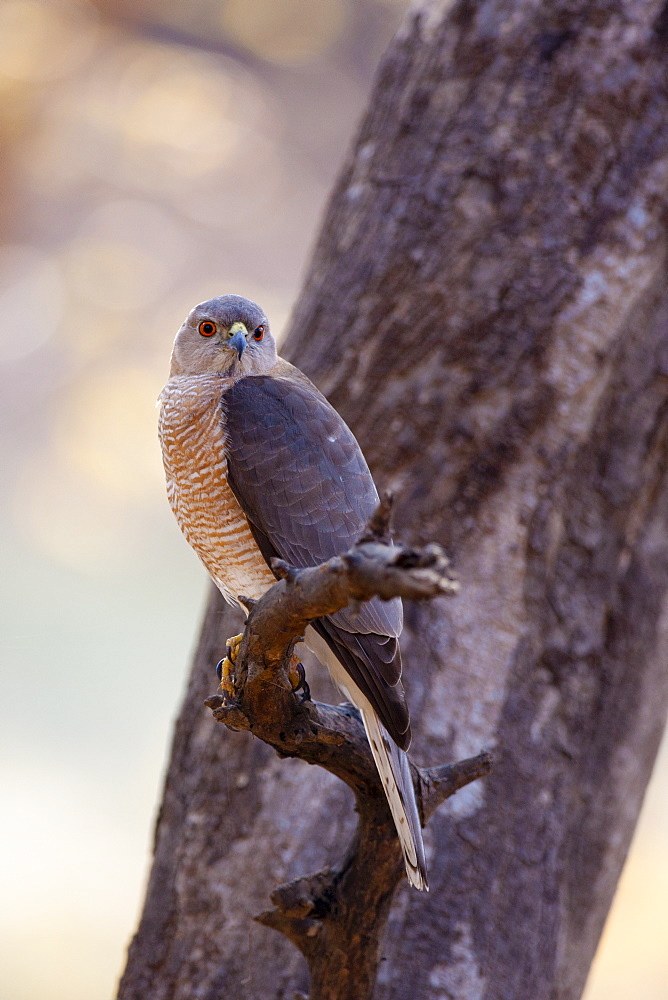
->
[204,506,489,1000]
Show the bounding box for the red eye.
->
[253,325,265,341]
[199,320,216,337]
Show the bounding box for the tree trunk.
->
[118,1,668,998]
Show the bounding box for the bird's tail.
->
[303,626,428,890]
[360,704,429,891]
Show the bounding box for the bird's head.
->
[169,294,277,377]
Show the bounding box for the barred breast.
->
[158,374,276,605]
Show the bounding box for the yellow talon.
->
[287,654,301,690]
[216,637,310,702]
[288,655,311,702]
[217,633,244,701]
[225,633,244,664]
[217,655,236,700]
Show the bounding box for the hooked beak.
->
[228,322,247,359]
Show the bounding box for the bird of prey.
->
[159,294,428,890]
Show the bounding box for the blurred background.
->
[0,1,665,998]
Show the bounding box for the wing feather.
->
[222,374,408,745]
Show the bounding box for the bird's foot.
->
[216,633,244,701]
[215,656,236,701]
[225,633,244,663]
[288,657,311,703]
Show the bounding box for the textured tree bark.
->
[118,1,668,998]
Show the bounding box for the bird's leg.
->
[288,657,311,703]
[216,633,244,701]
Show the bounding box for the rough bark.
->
[118,1,668,999]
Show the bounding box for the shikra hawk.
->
[159,294,428,890]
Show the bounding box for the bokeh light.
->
[220,0,349,65]
[0,246,63,362]
[0,0,99,83]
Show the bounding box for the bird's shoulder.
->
[221,357,329,407]
[220,358,348,437]
[268,356,322,392]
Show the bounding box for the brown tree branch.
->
[202,507,487,1000]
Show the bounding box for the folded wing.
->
[222,373,410,749]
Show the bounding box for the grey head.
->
[170,294,277,377]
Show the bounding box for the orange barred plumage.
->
[159,373,276,603]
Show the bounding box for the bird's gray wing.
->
[222,374,410,747]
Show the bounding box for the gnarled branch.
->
[203,505,490,1000]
